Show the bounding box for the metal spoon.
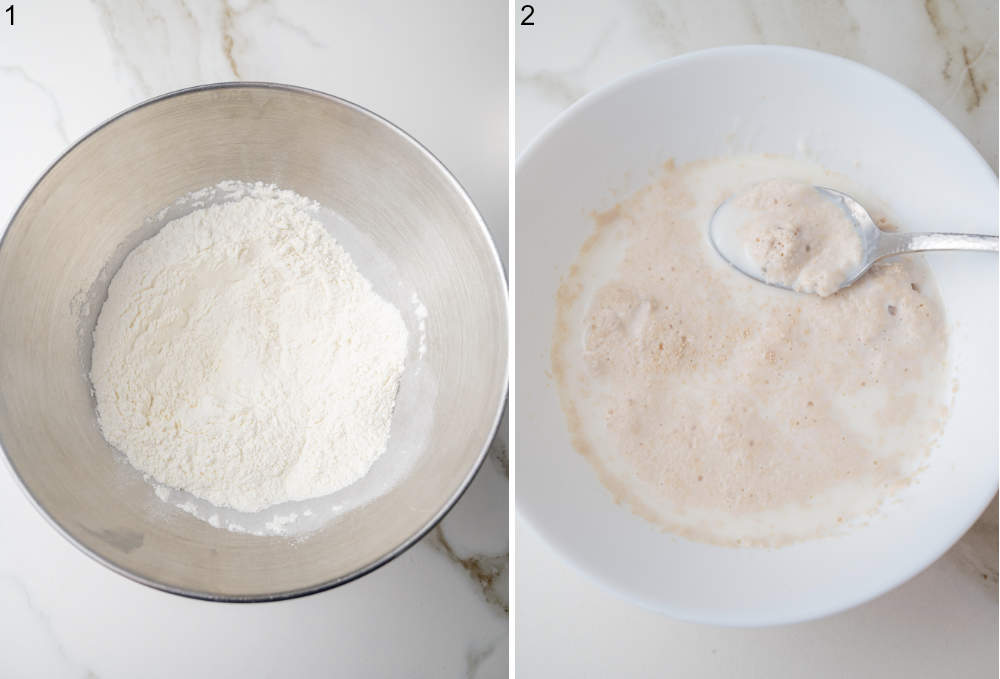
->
[709,185,998,293]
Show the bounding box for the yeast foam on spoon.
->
[711,179,864,297]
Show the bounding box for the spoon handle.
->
[875,232,999,259]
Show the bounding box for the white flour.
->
[91,184,408,513]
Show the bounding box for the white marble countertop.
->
[0,2,507,677]
[516,1,997,676]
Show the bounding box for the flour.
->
[91,183,408,513]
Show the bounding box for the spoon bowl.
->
[709,184,998,294]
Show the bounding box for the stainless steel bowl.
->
[0,83,507,601]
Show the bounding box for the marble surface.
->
[516,1,998,676]
[0,2,507,677]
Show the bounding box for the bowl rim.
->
[0,81,509,603]
[515,44,998,626]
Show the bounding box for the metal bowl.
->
[0,83,507,601]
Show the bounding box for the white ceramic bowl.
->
[516,46,998,626]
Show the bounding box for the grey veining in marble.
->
[517,0,998,171]
[0,65,70,142]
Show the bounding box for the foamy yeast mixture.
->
[552,155,950,547]
[714,179,864,296]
